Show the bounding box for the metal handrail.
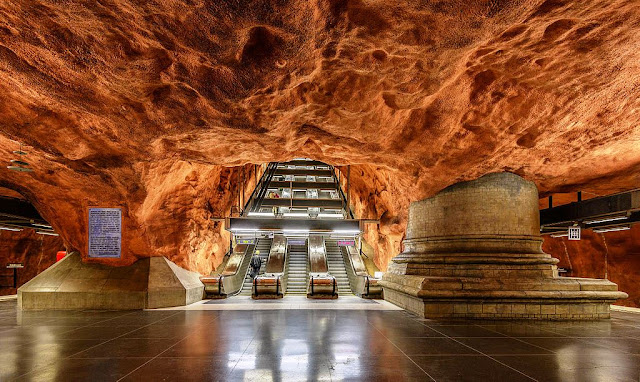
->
[331,166,355,219]
[251,163,278,213]
[242,163,272,214]
[228,244,259,297]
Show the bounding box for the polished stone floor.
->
[1,299,639,382]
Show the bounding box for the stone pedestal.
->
[380,173,627,320]
[18,253,204,310]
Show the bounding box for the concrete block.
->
[18,252,204,310]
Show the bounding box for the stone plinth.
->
[380,172,627,320]
[18,253,204,310]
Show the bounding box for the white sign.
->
[568,226,581,241]
[6,263,24,268]
[88,208,122,258]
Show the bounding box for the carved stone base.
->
[380,173,628,320]
[382,272,623,320]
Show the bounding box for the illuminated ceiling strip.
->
[584,215,628,225]
[593,226,631,233]
[0,226,22,232]
[36,231,59,236]
[247,212,274,217]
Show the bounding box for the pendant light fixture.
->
[7,142,33,172]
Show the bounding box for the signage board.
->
[88,208,122,258]
[337,239,356,247]
[237,238,256,245]
[288,239,306,246]
[568,226,581,241]
[6,263,23,268]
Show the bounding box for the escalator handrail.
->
[241,165,266,215]
[331,165,355,219]
[250,163,278,213]
[242,163,270,215]
[229,244,258,297]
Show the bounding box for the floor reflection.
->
[1,300,639,381]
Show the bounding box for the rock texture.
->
[0,228,63,296]
[0,1,639,274]
[543,225,640,308]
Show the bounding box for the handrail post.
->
[310,276,314,296]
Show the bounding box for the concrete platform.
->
[18,253,204,310]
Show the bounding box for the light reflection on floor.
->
[0,300,639,381]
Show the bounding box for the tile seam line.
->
[11,309,140,345]
[117,317,256,381]
[418,321,539,381]
[366,315,437,382]
[473,323,564,354]
[10,309,163,381]
[114,315,220,381]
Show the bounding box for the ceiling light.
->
[230,228,258,232]
[585,216,628,225]
[7,166,33,172]
[283,229,310,233]
[283,213,309,217]
[247,212,274,217]
[331,229,360,235]
[318,213,343,218]
[550,233,569,238]
[36,231,59,236]
[0,226,22,232]
[8,143,33,173]
[593,226,631,233]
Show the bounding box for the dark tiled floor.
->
[1,300,640,381]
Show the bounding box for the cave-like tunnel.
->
[1,1,640,380]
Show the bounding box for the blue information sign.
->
[88,208,122,258]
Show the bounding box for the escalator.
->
[285,240,308,295]
[238,238,272,296]
[324,238,353,295]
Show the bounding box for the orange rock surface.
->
[0,228,64,296]
[543,225,640,308]
[0,1,639,275]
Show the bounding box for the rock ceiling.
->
[0,0,638,273]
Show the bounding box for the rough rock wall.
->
[0,1,639,273]
[0,229,64,295]
[542,225,640,308]
[1,162,256,276]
